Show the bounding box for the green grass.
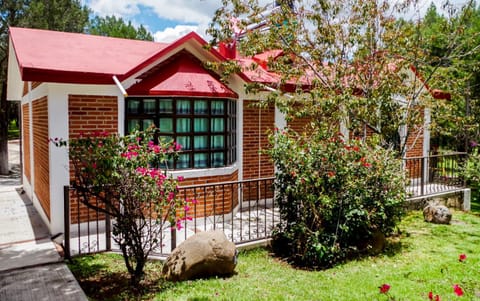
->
[7,120,19,140]
[68,211,480,301]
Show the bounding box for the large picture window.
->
[125,98,237,169]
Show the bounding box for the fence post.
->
[170,222,177,251]
[421,157,426,196]
[105,213,111,251]
[63,185,71,260]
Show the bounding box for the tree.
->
[413,2,480,152]
[88,15,153,41]
[208,0,476,157]
[207,0,478,268]
[0,0,90,175]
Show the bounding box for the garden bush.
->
[52,127,188,285]
[268,129,406,268]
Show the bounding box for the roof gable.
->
[127,52,237,98]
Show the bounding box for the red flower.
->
[379,284,391,294]
[429,291,441,301]
[327,171,336,178]
[453,284,463,296]
[459,254,467,262]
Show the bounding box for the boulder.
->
[162,230,237,281]
[423,203,452,224]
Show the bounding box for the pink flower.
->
[167,192,175,201]
[188,198,198,205]
[92,162,97,169]
[175,220,183,231]
[453,284,463,296]
[379,284,391,294]
[177,176,184,182]
[459,254,467,262]
[174,142,182,151]
[184,205,190,212]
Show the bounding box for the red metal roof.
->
[127,53,237,98]
[9,27,169,84]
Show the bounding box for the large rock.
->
[162,230,237,281]
[423,203,452,224]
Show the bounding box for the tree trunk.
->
[0,81,9,175]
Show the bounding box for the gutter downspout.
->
[113,75,128,97]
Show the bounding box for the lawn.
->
[7,120,19,140]
[68,210,480,301]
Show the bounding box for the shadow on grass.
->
[67,253,175,301]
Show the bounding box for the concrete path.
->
[0,140,88,301]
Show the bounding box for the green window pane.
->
[162,157,174,169]
[127,119,140,133]
[127,100,140,114]
[211,100,224,115]
[194,100,208,115]
[212,135,224,149]
[194,153,208,168]
[177,100,191,114]
[211,118,224,133]
[194,118,208,132]
[159,99,173,113]
[143,99,156,114]
[159,118,173,133]
[142,119,154,130]
[176,154,190,169]
[176,136,191,150]
[211,152,224,167]
[176,118,190,133]
[159,136,174,143]
[194,136,208,150]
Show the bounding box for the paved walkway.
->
[0,140,88,301]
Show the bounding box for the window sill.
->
[167,163,239,179]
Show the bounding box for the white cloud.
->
[153,25,199,43]
[87,0,223,24]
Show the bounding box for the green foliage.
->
[410,2,480,151]
[207,0,451,157]
[20,0,89,32]
[268,129,406,268]
[88,15,153,41]
[53,128,188,285]
[462,147,480,189]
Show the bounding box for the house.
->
[7,27,447,236]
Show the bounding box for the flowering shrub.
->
[269,129,406,268]
[52,128,187,285]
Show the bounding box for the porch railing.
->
[63,177,277,259]
[403,152,467,199]
[63,153,468,259]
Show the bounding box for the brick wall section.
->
[242,101,275,179]
[178,171,239,218]
[402,109,426,178]
[68,95,118,224]
[22,104,31,182]
[287,116,313,134]
[32,97,50,220]
[23,82,43,96]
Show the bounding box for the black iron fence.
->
[403,152,467,198]
[63,177,277,259]
[63,153,468,259]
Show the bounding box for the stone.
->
[423,203,452,224]
[162,230,237,281]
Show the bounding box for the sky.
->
[82,0,472,43]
